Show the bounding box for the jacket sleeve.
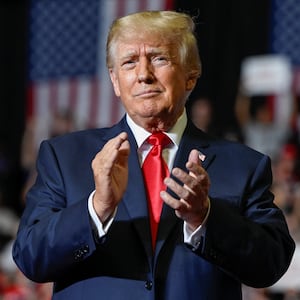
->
[196,154,295,288]
[12,140,98,283]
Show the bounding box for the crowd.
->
[0,110,76,299]
[0,87,299,299]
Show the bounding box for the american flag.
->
[270,0,300,67]
[268,0,300,125]
[27,0,174,146]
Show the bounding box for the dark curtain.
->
[0,1,27,213]
[175,0,271,136]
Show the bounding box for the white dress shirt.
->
[88,110,207,248]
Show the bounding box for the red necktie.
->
[142,132,171,249]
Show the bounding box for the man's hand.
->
[91,132,130,223]
[160,149,210,231]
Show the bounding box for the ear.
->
[109,69,121,97]
[186,75,197,91]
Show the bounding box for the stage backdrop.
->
[26,0,174,146]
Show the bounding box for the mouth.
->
[134,89,161,98]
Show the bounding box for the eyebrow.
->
[120,47,168,60]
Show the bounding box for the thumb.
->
[188,149,201,165]
[186,149,202,179]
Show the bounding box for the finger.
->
[164,177,191,199]
[103,132,129,158]
[92,133,128,173]
[112,132,128,150]
[160,191,183,210]
[160,191,192,218]
[171,167,202,189]
[188,149,201,164]
[186,150,207,178]
[118,142,130,164]
[117,132,130,157]
[170,167,210,202]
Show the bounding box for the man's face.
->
[109,34,196,131]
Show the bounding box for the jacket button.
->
[74,245,90,261]
[145,280,153,290]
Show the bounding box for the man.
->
[13,10,295,300]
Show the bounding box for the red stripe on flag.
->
[165,0,174,9]
[89,78,100,128]
[116,0,126,17]
[138,0,147,11]
[267,95,275,121]
[109,90,121,126]
[69,78,78,112]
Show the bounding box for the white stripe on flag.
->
[75,78,93,129]
[56,79,70,112]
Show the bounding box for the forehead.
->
[116,33,176,55]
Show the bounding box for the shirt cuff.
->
[88,190,116,238]
[183,197,210,248]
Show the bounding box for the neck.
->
[130,111,185,133]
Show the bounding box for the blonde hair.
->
[106,10,201,78]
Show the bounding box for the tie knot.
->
[147,132,171,147]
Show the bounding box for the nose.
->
[137,58,154,84]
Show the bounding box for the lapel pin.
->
[199,152,206,162]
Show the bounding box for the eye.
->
[123,60,134,65]
[152,56,169,66]
[121,59,136,70]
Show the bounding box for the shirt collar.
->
[126,109,187,148]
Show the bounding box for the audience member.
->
[187,95,215,134]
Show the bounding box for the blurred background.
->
[0,0,299,299]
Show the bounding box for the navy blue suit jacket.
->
[13,117,295,300]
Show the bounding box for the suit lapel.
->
[173,122,216,172]
[110,119,154,259]
[155,122,216,256]
[123,136,153,258]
